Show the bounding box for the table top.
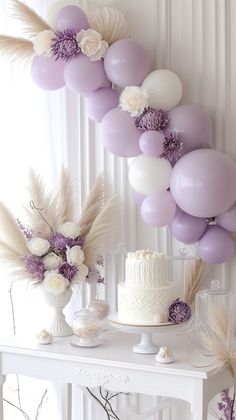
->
[0,329,219,380]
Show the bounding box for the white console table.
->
[0,331,233,420]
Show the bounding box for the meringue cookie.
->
[36,329,53,345]
[155,346,174,364]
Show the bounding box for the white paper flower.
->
[43,271,69,295]
[119,86,149,117]
[58,222,81,239]
[76,29,108,61]
[66,246,84,266]
[26,237,50,256]
[33,30,55,57]
[43,252,61,270]
[73,264,89,283]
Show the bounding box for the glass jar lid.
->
[197,279,232,297]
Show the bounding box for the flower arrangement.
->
[0,169,118,296]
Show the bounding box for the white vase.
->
[42,287,73,337]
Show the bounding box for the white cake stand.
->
[109,314,188,354]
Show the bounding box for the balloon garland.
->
[1,0,236,264]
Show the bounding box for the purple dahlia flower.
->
[51,30,80,61]
[135,107,169,131]
[168,298,191,324]
[161,131,183,164]
[59,262,78,281]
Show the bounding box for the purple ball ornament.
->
[141,191,176,228]
[87,87,119,123]
[104,39,151,87]
[101,107,141,157]
[168,299,191,324]
[139,131,165,157]
[168,105,212,155]
[197,225,234,264]
[31,55,65,90]
[56,5,89,32]
[170,149,236,218]
[64,54,107,95]
[169,207,207,244]
[217,201,236,233]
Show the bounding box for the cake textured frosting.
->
[118,249,177,325]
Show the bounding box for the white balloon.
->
[46,0,81,28]
[128,155,172,196]
[142,69,183,111]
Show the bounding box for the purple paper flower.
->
[51,30,80,61]
[161,131,183,164]
[59,262,78,281]
[218,389,235,420]
[135,107,169,131]
[17,219,34,240]
[168,298,191,324]
[23,255,45,281]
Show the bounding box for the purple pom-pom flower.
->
[23,255,45,281]
[161,131,183,164]
[168,298,191,324]
[135,107,169,131]
[51,30,80,61]
[59,262,78,281]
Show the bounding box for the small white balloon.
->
[142,69,183,111]
[128,154,172,196]
[46,0,81,27]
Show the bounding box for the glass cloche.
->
[71,309,103,347]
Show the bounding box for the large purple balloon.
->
[87,87,119,123]
[170,207,207,244]
[217,201,236,232]
[171,149,236,218]
[139,131,165,157]
[64,55,107,95]
[141,191,176,227]
[31,55,65,91]
[56,6,89,32]
[101,107,141,157]
[168,106,212,155]
[104,39,151,88]
[197,225,234,264]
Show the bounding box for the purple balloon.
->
[197,225,234,264]
[168,106,212,155]
[171,149,236,218]
[64,55,107,95]
[87,87,119,123]
[101,107,141,157]
[104,39,151,88]
[131,189,146,206]
[217,201,236,232]
[141,191,176,227]
[170,207,207,244]
[139,131,165,157]
[56,6,89,32]
[31,55,65,91]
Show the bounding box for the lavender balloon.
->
[141,191,176,227]
[64,55,107,94]
[31,55,65,91]
[139,131,165,157]
[104,39,151,87]
[197,225,234,264]
[217,201,236,232]
[56,5,89,32]
[170,207,207,244]
[87,87,119,123]
[168,106,212,155]
[170,149,236,218]
[101,107,141,157]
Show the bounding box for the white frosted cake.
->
[118,249,177,325]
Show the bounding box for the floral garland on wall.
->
[1,0,236,265]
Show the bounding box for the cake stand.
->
[109,314,189,354]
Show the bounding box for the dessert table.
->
[0,330,233,420]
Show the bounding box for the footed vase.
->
[42,287,73,337]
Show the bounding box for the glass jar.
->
[72,309,102,346]
[195,280,234,353]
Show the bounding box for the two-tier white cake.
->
[118,249,177,325]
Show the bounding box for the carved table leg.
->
[0,376,5,420]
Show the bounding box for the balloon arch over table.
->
[1,1,236,264]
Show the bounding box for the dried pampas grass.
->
[56,168,75,225]
[0,35,34,64]
[9,0,52,39]
[184,258,208,306]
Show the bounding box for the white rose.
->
[33,30,55,57]
[73,264,89,283]
[26,237,50,256]
[58,222,81,239]
[119,86,149,117]
[43,271,69,295]
[43,252,61,270]
[66,246,84,266]
[76,29,108,61]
